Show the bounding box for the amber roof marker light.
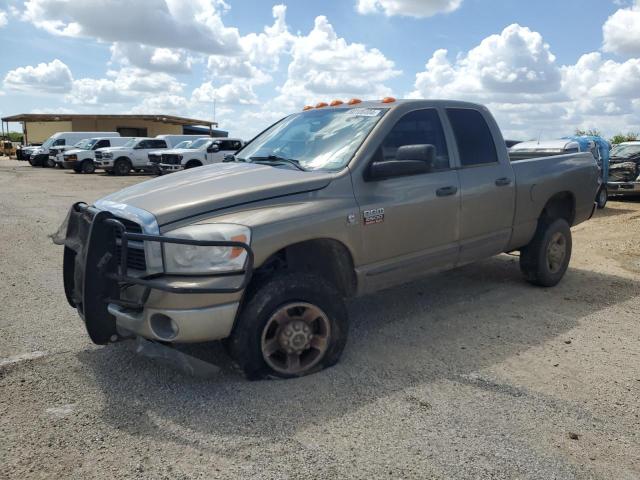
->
[347,98,362,105]
[329,100,344,106]
[315,102,329,108]
[302,105,313,111]
[381,97,396,103]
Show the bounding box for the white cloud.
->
[110,43,194,74]
[356,0,462,17]
[68,67,184,105]
[0,10,8,27]
[240,4,295,70]
[410,23,640,139]
[130,94,191,115]
[410,24,562,103]
[278,15,400,107]
[192,79,261,105]
[3,59,73,93]
[602,1,640,57]
[21,0,242,55]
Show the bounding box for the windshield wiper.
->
[249,155,307,171]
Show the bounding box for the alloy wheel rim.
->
[261,302,330,375]
[546,232,566,273]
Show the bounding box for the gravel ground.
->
[1,157,639,479]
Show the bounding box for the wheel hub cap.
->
[261,302,330,375]
[547,232,566,273]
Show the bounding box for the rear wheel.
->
[596,186,608,209]
[45,157,56,168]
[113,158,132,176]
[520,218,572,287]
[228,272,349,379]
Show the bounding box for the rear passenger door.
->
[445,108,516,263]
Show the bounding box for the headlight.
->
[103,152,113,158]
[66,154,77,161]
[163,223,251,274]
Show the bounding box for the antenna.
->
[537,130,542,144]
[213,95,216,125]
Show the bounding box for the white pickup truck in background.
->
[158,137,244,173]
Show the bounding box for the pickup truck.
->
[157,137,244,174]
[608,141,640,196]
[94,137,169,175]
[58,99,599,379]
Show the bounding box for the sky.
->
[0,0,639,141]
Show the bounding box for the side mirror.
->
[368,144,436,180]
[369,160,430,180]
[207,144,220,153]
[396,144,436,166]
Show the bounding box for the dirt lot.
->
[0,157,639,479]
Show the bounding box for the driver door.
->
[353,108,461,291]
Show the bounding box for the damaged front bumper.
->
[59,202,253,344]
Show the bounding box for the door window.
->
[94,139,110,149]
[378,109,450,171]
[446,108,498,167]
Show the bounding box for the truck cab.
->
[62,137,134,173]
[94,137,169,175]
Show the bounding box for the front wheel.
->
[80,160,95,174]
[227,272,349,379]
[596,186,608,209]
[45,157,56,168]
[520,218,572,287]
[113,158,131,176]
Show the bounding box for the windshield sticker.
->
[347,108,382,117]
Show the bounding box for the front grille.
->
[161,154,181,165]
[95,151,103,159]
[148,153,161,165]
[112,218,147,272]
[609,162,639,183]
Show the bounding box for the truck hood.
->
[95,162,335,226]
[63,148,86,156]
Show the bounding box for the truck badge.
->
[363,208,385,225]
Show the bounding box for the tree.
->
[2,131,23,143]
[610,132,639,144]
[574,128,602,137]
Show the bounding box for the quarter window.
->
[446,108,498,167]
[378,109,450,171]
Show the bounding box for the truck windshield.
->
[238,108,387,171]
[189,138,210,149]
[122,138,139,148]
[173,140,193,149]
[74,139,92,150]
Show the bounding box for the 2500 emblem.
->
[363,208,385,225]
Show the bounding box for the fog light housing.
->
[150,313,179,341]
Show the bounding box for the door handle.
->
[495,177,512,186]
[436,185,458,197]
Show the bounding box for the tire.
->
[596,186,607,209]
[80,160,95,174]
[227,272,349,380]
[45,157,56,168]
[520,218,572,287]
[113,158,132,176]
[185,160,202,169]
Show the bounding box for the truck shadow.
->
[77,255,639,454]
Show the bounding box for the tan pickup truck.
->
[59,99,599,379]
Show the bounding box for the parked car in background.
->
[94,137,169,175]
[146,139,202,174]
[608,141,640,196]
[16,143,42,161]
[62,137,134,173]
[158,137,244,174]
[60,99,599,379]
[52,138,95,168]
[29,132,118,167]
